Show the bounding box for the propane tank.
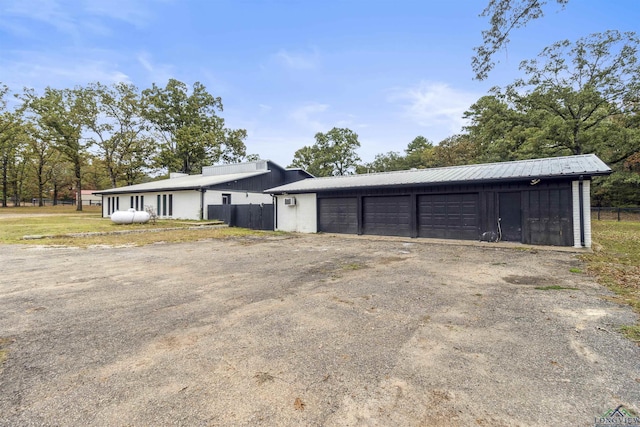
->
[110,208,151,224]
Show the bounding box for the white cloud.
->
[137,52,175,85]
[389,81,479,135]
[288,102,329,131]
[274,48,319,70]
[1,50,131,90]
[0,0,166,38]
[0,0,76,36]
[82,0,170,28]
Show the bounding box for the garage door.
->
[318,197,358,234]
[418,193,479,239]
[363,196,411,237]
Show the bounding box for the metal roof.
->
[265,154,611,194]
[94,170,269,195]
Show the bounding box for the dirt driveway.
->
[0,234,638,426]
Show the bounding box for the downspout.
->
[273,194,277,230]
[199,188,207,220]
[578,176,585,247]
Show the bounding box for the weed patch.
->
[0,337,13,370]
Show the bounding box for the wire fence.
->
[593,207,640,222]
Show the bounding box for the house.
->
[80,190,102,206]
[94,160,312,224]
[265,154,612,248]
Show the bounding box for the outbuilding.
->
[95,160,311,225]
[266,154,611,248]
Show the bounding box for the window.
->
[157,194,173,217]
[130,196,134,209]
[222,193,231,205]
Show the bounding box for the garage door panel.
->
[363,196,411,237]
[318,198,357,234]
[418,194,479,240]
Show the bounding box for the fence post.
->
[597,207,600,221]
[618,207,621,222]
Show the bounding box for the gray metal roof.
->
[265,154,611,194]
[94,170,269,195]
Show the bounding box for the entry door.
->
[499,192,522,242]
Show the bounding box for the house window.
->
[222,193,231,205]
[140,195,144,211]
[130,196,134,209]
[157,194,173,217]
[135,196,139,210]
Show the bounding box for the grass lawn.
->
[0,205,263,246]
[584,220,640,343]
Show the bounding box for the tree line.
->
[0,79,252,210]
[290,31,640,206]
[2,29,638,208]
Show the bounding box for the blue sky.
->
[0,0,637,167]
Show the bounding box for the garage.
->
[363,196,411,237]
[318,197,357,234]
[418,193,479,239]
[267,154,612,248]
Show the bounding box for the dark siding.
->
[522,187,572,246]
[318,197,358,234]
[207,161,310,193]
[362,196,411,237]
[308,178,576,246]
[418,193,479,239]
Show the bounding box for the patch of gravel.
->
[0,234,638,426]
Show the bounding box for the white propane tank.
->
[110,208,151,224]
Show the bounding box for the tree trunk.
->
[75,161,82,211]
[38,163,44,207]
[1,155,7,208]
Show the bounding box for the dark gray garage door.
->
[418,193,479,239]
[318,197,358,234]
[363,196,411,237]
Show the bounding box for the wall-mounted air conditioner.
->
[284,197,296,206]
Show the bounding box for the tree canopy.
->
[142,79,247,174]
[465,30,640,205]
[289,127,361,177]
[473,0,569,80]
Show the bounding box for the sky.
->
[0,0,638,167]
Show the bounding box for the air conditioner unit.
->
[284,197,296,206]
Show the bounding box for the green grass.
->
[535,285,580,291]
[569,268,583,273]
[583,220,640,343]
[0,205,273,247]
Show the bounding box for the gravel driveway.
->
[0,234,638,426]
